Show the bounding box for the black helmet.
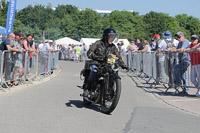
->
[102,28,118,44]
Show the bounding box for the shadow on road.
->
[127,73,197,98]
[65,100,101,113]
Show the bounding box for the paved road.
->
[0,61,199,133]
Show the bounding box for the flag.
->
[0,0,3,9]
[6,0,17,35]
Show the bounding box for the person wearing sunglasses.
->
[171,32,190,95]
[184,35,200,96]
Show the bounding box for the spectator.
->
[153,34,161,51]
[68,44,72,60]
[39,40,53,74]
[38,41,43,50]
[81,43,87,62]
[50,41,57,70]
[135,38,144,50]
[22,34,36,69]
[157,31,178,85]
[150,39,157,51]
[51,41,57,51]
[139,40,151,52]
[119,41,127,63]
[171,32,190,95]
[0,33,19,52]
[10,32,24,86]
[185,35,200,96]
[127,41,138,52]
[117,43,121,52]
[71,44,76,61]
[61,44,66,60]
[75,44,81,63]
[0,33,20,86]
[127,41,138,70]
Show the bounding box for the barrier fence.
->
[0,50,59,89]
[123,51,200,93]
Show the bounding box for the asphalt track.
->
[0,61,199,133]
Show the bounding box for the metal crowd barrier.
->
[124,51,200,92]
[0,50,59,89]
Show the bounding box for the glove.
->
[121,65,129,70]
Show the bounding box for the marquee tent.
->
[0,26,6,34]
[80,38,100,45]
[55,37,82,47]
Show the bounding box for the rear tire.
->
[101,78,121,114]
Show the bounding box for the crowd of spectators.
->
[117,31,200,97]
[0,32,57,87]
[58,43,89,63]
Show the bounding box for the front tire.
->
[101,78,121,114]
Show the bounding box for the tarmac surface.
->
[128,71,200,116]
[0,60,199,133]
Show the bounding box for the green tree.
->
[0,0,9,27]
[75,9,103,40]
[109,11,135,40]
[16,5,54,30]
[176,14,200,36]
[143,11,174,39]
[54,5,78,19]
[60,14,78,39]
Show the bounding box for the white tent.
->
[80,38,100,48]
[55,37,82,47]
[80,38,130,48]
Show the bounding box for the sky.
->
[13,0,200,19]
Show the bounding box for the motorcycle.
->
[80,54,121,114]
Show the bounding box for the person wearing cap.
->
[157,31,179,86]
[171,32,190,95]
[153,34,161,51]
[39,40,54,73]
[150,39,156,51]
[185,35,200,96]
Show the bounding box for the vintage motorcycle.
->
[80,54,121,114]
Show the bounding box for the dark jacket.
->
[87,40,126,67]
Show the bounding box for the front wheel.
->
[101,78,121,114]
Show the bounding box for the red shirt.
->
[189,43,200,65]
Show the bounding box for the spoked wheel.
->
[101,78,121,114]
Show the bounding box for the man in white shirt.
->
[157,31,178,86]
[39,40,53,74]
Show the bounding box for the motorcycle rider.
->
[83,28,128,96]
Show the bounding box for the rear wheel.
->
[101,78,121,114]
